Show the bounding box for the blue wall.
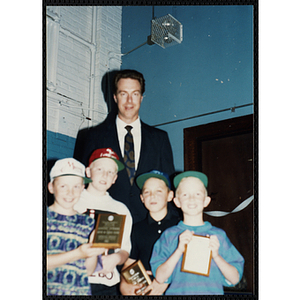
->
[47,5,253,169]
[121,5,253,171]
[47,131,76,160]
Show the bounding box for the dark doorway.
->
[184,114,256,295]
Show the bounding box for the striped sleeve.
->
[150,229,178,284]
[217,231,245,287]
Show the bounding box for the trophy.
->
[121,260,152,295]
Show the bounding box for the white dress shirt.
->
[116,116,141,170]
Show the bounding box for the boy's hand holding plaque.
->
[121,260,152,295]
[181,234,212,276]
[92,213,126,248]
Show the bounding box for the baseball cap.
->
[173,171,208,188]
[50,158,92,184]
[136,170,171,189]
[88,148,125,171]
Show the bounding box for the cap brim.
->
[83,177,92,184]
[92,157,124,171]
[173,171,208,188]
[113,159,125,171]
[52,174,92,184]
[136,173,170,189]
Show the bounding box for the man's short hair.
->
[113,69,145,95]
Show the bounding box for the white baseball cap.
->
[49,158,92,184]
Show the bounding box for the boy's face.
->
[174,177,211,217]
[86,158,118,193]
[140,177,173,214]
[48,175,84,214]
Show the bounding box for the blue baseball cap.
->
[173,171,208,188]
[136,170,171,189]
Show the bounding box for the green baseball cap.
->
[173,171,208,188]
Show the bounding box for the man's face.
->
[86,158,118,194]
[114,78,143,123]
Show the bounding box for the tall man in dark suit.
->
[74,69,175,223]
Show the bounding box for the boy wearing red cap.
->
[150,171,244,295]
[74,148,133,295]
[47,158,106,295]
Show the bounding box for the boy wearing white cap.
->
[74,148,133,296]
[150,171,244,295]
[47,158,106,295]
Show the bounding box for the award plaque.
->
[92,213,126,248]
[121,260,152,294]
[181,234,212,277]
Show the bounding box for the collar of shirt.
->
[147,209,173,226]
[116,116,141,167]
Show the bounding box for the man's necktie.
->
[124,125,135,185]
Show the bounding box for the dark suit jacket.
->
[74,116,175,223]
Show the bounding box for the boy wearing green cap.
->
[150,171,244,295]
[120,170,181,296]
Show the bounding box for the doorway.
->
[184,114,256,295]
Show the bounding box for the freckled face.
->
[113,78,143,123]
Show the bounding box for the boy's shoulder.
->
[205,222,227,236]
[47,206,94,226]
[133,216,148,228]
[160,221,182,236]
[108,194,132,215]
[75,189,132,217]
[161,221,226,236]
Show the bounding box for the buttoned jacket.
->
[74,115,175,223]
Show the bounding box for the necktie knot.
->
[125,125,133,133]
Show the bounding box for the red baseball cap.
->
[88,148,124,171]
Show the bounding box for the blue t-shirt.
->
[47,207,95,295]
[150,221,244,295]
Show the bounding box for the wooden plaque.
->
[181,234,212,277]
[121,260,152,294]
[92,213,126,248]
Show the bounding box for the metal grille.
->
[151,14,183,49]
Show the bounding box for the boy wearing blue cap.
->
[150,171,244,295]
[120,170,181,295]
[47,158,106,295]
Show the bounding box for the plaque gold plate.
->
[92,213,126,248]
